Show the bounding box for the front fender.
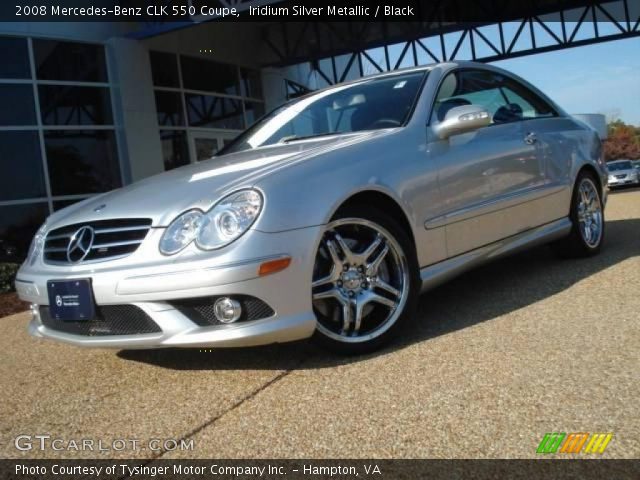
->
[251,130,422,234]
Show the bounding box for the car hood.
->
[47,131,383,228]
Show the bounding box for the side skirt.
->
[419,217,572,293]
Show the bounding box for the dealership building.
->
[0,0,638,259]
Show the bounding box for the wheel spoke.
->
[312,239,342,288]
[312,274,334,289]
[368,291,397,309]
[366,244,389,276]
[312,288,342,302]
[580,187,589,206]
[373,278,401,299]
[325,239,342,269]
[353,298,366,333]
[333,232,357,264]
[361,234,383,262]
[341,300,353,334]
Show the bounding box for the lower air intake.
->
[39,305,161,336]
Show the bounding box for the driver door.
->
[427,69,544,257]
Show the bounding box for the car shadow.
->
[609,185,640,194]
[117,217,640,371]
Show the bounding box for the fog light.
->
[213,297,242,324]
[30,303,39,317]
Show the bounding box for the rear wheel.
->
[310,206,419,354]
[553,171,605,258]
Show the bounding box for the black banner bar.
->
[2,0,635,23]
[2,459,640,480]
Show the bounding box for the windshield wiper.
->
[278,132,349,143]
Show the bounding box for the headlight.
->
[159,210,204,255]
[159,189,262,255]
[196,190,262,250]
[27,223,47,266]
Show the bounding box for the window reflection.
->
[186,94,244,129]
[0,203,48,261]
[244,101,265,127]
[0,85,36,126]
[34,39,108,82]
[181,56,239,95]
[45,130,121,195]
[0,37,30,79]
[150,51,180,87]
[240,68,263,99]
[155,91,184,126]
[53,198,86,212]
[160,130,189,171]
[39,85,113,126]
[0,131,46,201]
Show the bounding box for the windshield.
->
[608,161,633,171]
[220,71,426,155]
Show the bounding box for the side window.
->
[432,69,556,125]
[501,79,556,120]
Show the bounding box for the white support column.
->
[106,37,163,184]
[261,67,289,112]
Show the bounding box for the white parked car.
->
[607,160,640,188]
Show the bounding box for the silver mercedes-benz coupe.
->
[16,61,607,354]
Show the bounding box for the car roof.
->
[291,61,488,101]
[349,60,484,80]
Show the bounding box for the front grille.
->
[171,295,275,326]
[44,218,152,264]
[39,305,161,336]
[615,174,626,179]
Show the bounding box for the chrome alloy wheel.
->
[312,218,410,343]
[577,177,603,248]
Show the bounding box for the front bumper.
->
[607,176,639,187]
[16,227,321,348]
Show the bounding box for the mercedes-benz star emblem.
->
[66,226,95,263]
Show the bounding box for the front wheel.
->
[553,171,605,258]
[310,206,419,354]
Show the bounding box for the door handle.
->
[524,132,537,145]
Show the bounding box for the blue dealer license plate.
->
[47,279,95,321]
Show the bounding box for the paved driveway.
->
[1,189,638,459]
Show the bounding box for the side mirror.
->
[432,105,491,140]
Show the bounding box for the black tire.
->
[310,205,420,355]
[552,171,605,258]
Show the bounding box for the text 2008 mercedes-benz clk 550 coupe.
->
[17,61,607,354]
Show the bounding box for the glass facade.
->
[0,37,30,79]
[159,130,189,171]
[33,39,108,82]
[0,84,37,125]
[150,51,264,170]
[0,36,121,262]
[0,131,47,201]
[38,85,113,126]
[45,130,120,196]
